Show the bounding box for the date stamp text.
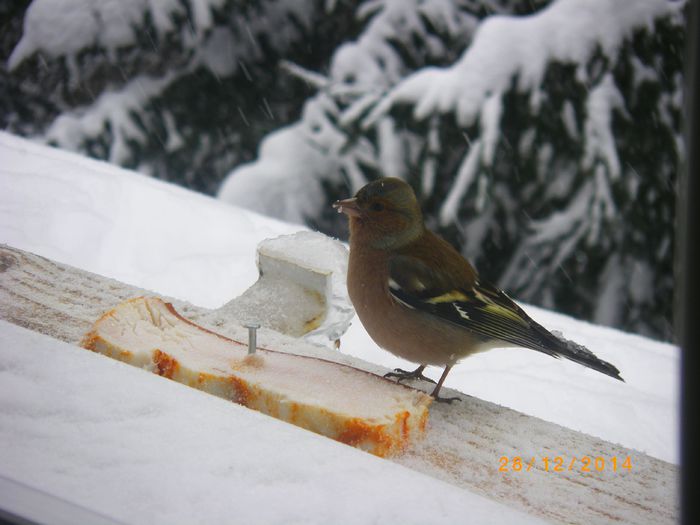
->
[498,455,633,473]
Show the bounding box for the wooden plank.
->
[0,244,678,525]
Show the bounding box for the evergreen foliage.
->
[2,0,361,193]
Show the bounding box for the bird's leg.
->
[384,364,436,384]
[430,365,460,403]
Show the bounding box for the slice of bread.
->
[81,297,432,457]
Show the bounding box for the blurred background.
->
[0,0,686,341]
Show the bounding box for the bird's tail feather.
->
[533,327,624,381]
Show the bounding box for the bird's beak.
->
[333,197,362,217]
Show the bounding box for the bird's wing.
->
[388,253,623,380]
[388,254,560,356]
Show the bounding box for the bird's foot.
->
[384,366,436,384]
[426,365,460,403]
[432,394,461,404]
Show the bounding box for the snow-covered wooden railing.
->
[0,244,677,525]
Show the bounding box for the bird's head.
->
[333,178,423,249]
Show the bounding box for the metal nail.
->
[245,323,260,355]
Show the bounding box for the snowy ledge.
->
[0,238,678,525]
[0,132,679,524]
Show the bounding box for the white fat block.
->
[211,231,354,344]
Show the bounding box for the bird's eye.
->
[370,202,385,212]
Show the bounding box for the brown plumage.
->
[334,177,623,402]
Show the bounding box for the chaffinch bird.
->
[333,177,623,402]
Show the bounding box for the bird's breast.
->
[346,245,487,366]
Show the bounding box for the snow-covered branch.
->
[364,0,676,128]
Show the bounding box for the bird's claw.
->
[384,367,436,384]
[432,395,461,404]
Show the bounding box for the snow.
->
[198,27,238,77]
[0,131,300,308]
[480,92,503,167]
[420,116,440,196]
[8,0,185,69]
[0,320,546,525]
[440,138,482,226]
[0,127,680,511]
[8,0,324,186]
[377,118,404,180]
[218,0,478,222]
[583,74,624,182]
[364,0,676,127]
[561,100,579,140]
[46,73,177,165]
[594,254,625,327]
[218,96,347,224]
